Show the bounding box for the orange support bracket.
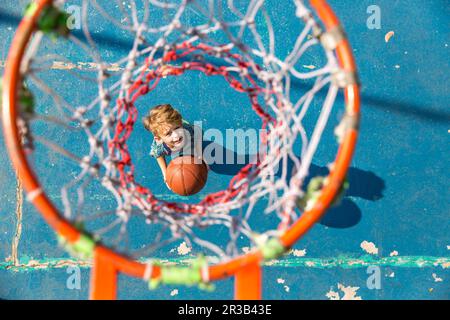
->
[234,260,262,300]
[90,247,118,300]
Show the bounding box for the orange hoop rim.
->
[2,0,360,283]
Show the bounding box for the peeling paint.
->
[0,59,123,72]
[385,31,395,43]
[360,241,379,255]
[432,273,443,282]
[51,61,122,72]
[2,255,449,272]
[327,283,362,300]
[176,242,191,256]
[276,278,290,293]
[290,249,307,257]
[325,289,340,300]
[11,176,23,266]
[338,284,362,300]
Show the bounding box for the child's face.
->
[156,122,185,149]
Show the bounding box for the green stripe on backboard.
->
[1,255,448,272]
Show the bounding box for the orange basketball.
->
[166,156,208,196]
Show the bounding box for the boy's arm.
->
[150,139,171,189]
[156,156,168,180]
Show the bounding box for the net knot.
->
[204,63,217,75]
[57,232,96,260]
[26,3,70,38]
[147,255,214,291]
[230,80,244,92]
[163,50,178,62]
[258,237,286,260]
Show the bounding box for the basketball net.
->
[2,0,360,299]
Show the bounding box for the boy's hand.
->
[198,156,210,171]
[163,176,171,190]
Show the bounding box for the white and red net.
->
[17,0,349,262]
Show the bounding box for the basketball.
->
[166,156,208,196]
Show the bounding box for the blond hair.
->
[142,104,182,137]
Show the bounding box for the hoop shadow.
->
[284,159,385,229]
[203,139,385,229]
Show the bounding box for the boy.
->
[142,104,205,189]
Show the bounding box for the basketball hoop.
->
[2,0,360,299]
